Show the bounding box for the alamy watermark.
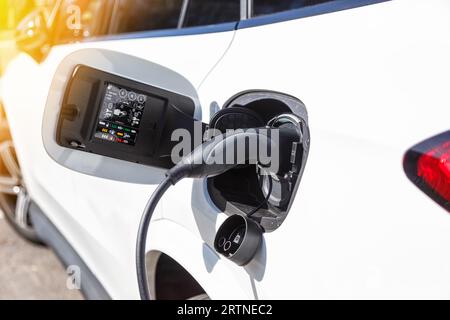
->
[66,5,82,31]
[66,265,81,290]
[171,124,281,174]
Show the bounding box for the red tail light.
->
[404,131,450,212]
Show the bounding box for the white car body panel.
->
[195,0,450,299]
[1,0,450,299]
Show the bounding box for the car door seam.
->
[197,26,238,92]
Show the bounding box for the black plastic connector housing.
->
[214,215,263,266]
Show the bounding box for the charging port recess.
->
[207,91,310,232]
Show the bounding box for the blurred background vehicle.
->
[0,1,83,299]
[1,0,42,241]
[0,0,105,244]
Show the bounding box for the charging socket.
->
[214,215,263,266]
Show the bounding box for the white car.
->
[1,0,449,300]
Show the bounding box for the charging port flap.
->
[43,49,204,184]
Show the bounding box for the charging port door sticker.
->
[94,83,147,146]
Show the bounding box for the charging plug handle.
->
[166,127,298,184]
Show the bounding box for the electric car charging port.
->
[214,215,263,266]
[207,91,310,233]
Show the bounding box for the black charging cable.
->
[136,176,172,300]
